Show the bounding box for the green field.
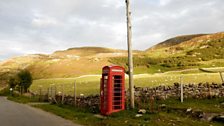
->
[30,72,222,96]
[30,75,101,96]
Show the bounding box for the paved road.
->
[0,97,81,126]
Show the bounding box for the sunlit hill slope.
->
[0,32,223,83]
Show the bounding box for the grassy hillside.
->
[110,32,224,73]
[0,46,144,81]
[0,47,129,79]
[0,32,224,89]
[147,34,206,50]
[53,47,127,57]
[146,32,224,58]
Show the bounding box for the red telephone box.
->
[100,66,125,115]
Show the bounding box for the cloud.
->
[31,12,59,28]
[132,0,224,47]
[159,0,172,6]
[0,0,224,60]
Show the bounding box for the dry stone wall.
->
[135,83,224,100]
[53,83,224,110]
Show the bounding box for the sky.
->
[0,0,224,60]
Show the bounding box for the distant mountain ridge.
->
[147,34,207,50]
[146,32,224,57]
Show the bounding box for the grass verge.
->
[7,95,40,103]
[158,97,224,113]
[32,99,224,126]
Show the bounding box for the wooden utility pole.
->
[126,0,134,109]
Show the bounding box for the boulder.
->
[138,109,147,114]
[159,104,166,109]
[135,114,143,117]
[186,108,192,114]
[212,115,224,123]
[192,110,204,119]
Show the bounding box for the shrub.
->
[17,70,33,93]
[7,70,33,94]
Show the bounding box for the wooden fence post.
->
[55,85,57,96]
[74,81,76,106]
[219,72,224,83]
[208,85,211,99]
[62,84,64,104]
[150,95,154,113]
[180,76,184,103]
[39,86,42,102]
[47,87,49,98]
[20,86,22,95]
[53,85,58,104]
